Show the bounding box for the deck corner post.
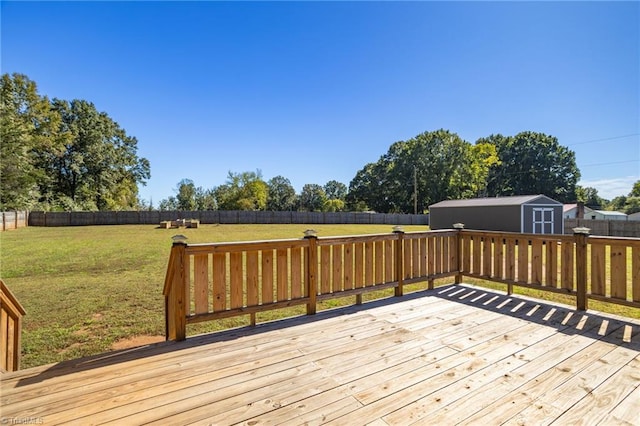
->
[304,230,318,315]
[167,238,188,341]
[573,227,590,311]
[453,223,465,284]
[393,226,405,297]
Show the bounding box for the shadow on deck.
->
[9,283,640,389]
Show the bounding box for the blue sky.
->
[2,1,638,204]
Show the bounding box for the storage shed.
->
[429,195,564,234]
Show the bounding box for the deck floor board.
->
[2,283,639,425]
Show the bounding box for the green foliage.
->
[601,181,640,214]
[176,179,197,210]
[195,186,217,210]
[623,197,640,214]
[299,183,327,212]
[215,170,268,210]
[608,195,627,212]
[483,131,580,203]
[576,186,606,209]
[0,73,64,210]
[324,180,347,200]
[157,196,177,210]
[266,175,297,211]
[0,73,150,211]
[348,129,494,213]
[323,198,345,212]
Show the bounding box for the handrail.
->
[162,229,459,340]
[1,279,26,372]
[458,229,640,310]
[163,228,640,341]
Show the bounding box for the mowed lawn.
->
[1,224,427,368]
[3,224,639,369]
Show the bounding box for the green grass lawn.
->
[2,223,638,369]
[1,224,426,368]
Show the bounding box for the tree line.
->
[157,173,349,213]
[2,73,638,214]
[1,73,149,211]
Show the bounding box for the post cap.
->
[172,234,188,244]
[453,223,465,229]
[392,225,404,233]
[572,227,590,235]
[303,229,317,238]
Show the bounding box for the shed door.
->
[532,208,554,234]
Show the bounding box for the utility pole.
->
[413,166,418,215]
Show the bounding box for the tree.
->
[482,132,580,203]
[452,142,499,198]
[608,195,627,212]
[323,198,345,212]
[158,196,178,211]
[347,161,391,213]
[215,170,268,210]
[298,184,327,212]
[623,197,640,214]
[576,186,606,209]
[194,186,217,210]
[266,175,297,211]
[324,180,347,201]
[630,180,640,197]
[348,129,490,213]
[175,179,196,210]
[45,99,150,210]
[0,73,64,210]
[0,73,150,211]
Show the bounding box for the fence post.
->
[393,226,405,297]
[453,223,465,284]
[573,227,590,311]
[167,235,188,341]
[304,230,318,315]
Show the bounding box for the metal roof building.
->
[429,195,564,234]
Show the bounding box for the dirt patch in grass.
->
[111,335,165,350]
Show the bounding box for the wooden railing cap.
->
[0,279,26,316]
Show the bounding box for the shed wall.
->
[429,205,522,232]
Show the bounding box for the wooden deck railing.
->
[458,229,640,311]
[163,229,459,340]
[1,279,26,372]
[164,227,640,341]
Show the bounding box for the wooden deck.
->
[2,284,639,425]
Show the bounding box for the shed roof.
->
[430,195,561,208]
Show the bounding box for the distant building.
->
[429,195,563,234]
[588,210,628,221]
[628,212,640,221]
[563,203,594,219]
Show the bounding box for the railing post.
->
[304,230,318,315]
[1,279,26,372]
[393,226,405,297]
[453,223,465,284]
[573,227,590,311]
[167,235,188,341]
